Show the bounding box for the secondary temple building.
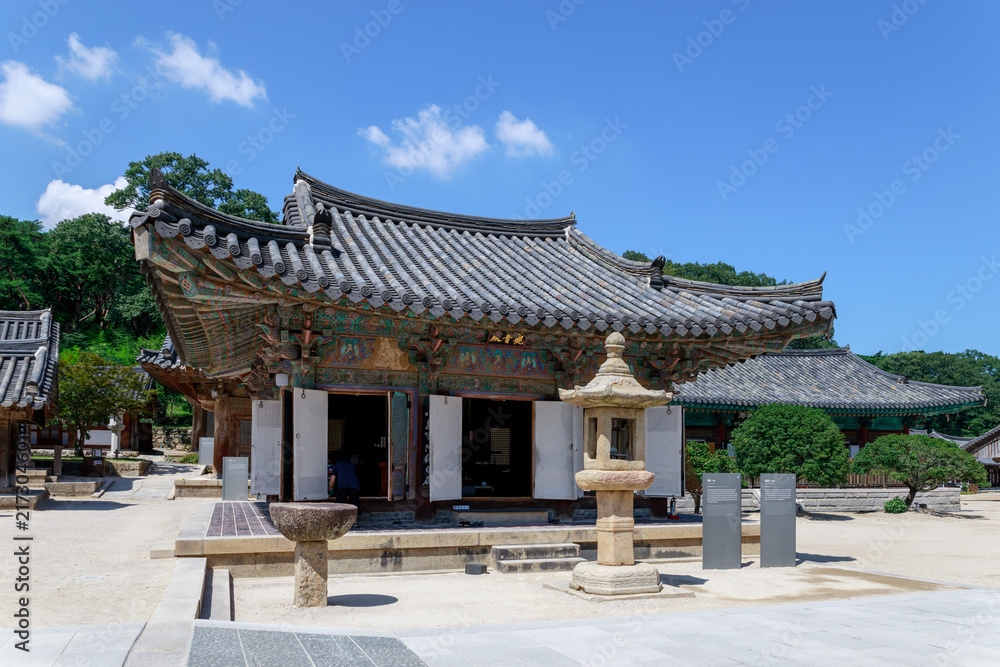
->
[132,168,835,517]
[0,309,59,487]
[675,347,984,456]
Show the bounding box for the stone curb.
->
[124,557,207,666]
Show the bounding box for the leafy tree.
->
[685,441,740,513]
[45,213,136,330]
[852,434,987,507]
[860,350,1000,438]
[104,152,279,223]
[0,215,47,310]
[53,351,154,456]
[621,251,784,287]
[786,329,839,350]
[732,403,850,487]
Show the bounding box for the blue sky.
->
[1,1,997,357]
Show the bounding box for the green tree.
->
[852,434,987,507]
[104,152,279,223]
[53,351,154,456]
[860,350,1000,438]
[685,441,740,513]
[732,403,850,487]
[0,215,47,310]
[45,213,136,330]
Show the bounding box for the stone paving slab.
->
[0,623,144,666]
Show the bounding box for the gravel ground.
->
[232,492,1000,631]
[3,489,996,632]
[0,479,203,629]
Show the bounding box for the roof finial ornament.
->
[149,167,169,191]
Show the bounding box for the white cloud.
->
[148,32,266,107]
[358,105,489,178]
[496,111,553,157]
[56,33,117,81]
[35,177,135,228]
[0,61,73,132]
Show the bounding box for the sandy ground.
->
[232,492,1000,631]
[0,470,203,629]
[3,489,997,632]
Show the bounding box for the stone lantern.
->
[559,332,671,595]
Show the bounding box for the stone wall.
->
[153,426,192,452]
[677,486,961,513]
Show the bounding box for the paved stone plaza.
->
[2,493,999,665]
[6,588,997,665]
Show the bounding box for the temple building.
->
[132,168,835,517]
[675,347,985,455]
[0,309,59,487]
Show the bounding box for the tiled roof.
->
[130,168,836,375]
[0,309,60,410]
[674,348,984,416]
[137,333,183,370]
[962,424,1000,456]
[910,429,976,446]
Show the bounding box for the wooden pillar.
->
[413,392,434,522]
[859,421,869,447]
[212,395,240,475]
[191,403,206,451]
[714,415,726,454]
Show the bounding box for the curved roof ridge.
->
[845,351,983,395]
[567,228,660,278]
[147,167,304,234]
[296,168,576,234]
[964,423,1000,452]
[661,271,826,300]
[766,347,847,357]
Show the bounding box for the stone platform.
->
[171,502,761,577]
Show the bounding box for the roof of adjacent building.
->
[962,423,1000,459]
[673,347,984,416]
[0,309,60,410]
[137,333,183,371]
[130,168,836,376]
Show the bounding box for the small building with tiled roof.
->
[0,309,59,487]
[675,347,985,457]
[132,167,836,515]
[961,425,1000,487]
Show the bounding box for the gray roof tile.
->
[0,309,59,409]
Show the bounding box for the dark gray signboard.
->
[222,456,249,501]
[761,473,797,567]
[702,473,742,570]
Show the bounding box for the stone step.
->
[24,468,49,489]
[45,481,102,496]
[494,557,586,574]
[491,543,580,562]
[201,568,234,621]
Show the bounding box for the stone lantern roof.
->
[558,332,671,409]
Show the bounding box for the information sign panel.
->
[703,473,742,570]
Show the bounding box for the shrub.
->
[179,453,199,464]
[884,497,908,514]
[732,404,850,487]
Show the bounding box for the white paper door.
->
[293,389,328,501]
[645,405,684,497]
[250,399,282,496]
[429,395,462,501]
[533,402,582,500]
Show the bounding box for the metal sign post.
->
[702,473,742,570]
[761,473,797,567]
[222,456,249,501]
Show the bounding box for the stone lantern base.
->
[569,561,662,596]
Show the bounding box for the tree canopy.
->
[852,434,987,506]
[53,351,154,455]
[104,152,279,223]
[732,403,851,487]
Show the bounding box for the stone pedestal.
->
[294,540,329,607]
[53,446,62,476]
[570,561,662,595]
[269,503,357,607]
